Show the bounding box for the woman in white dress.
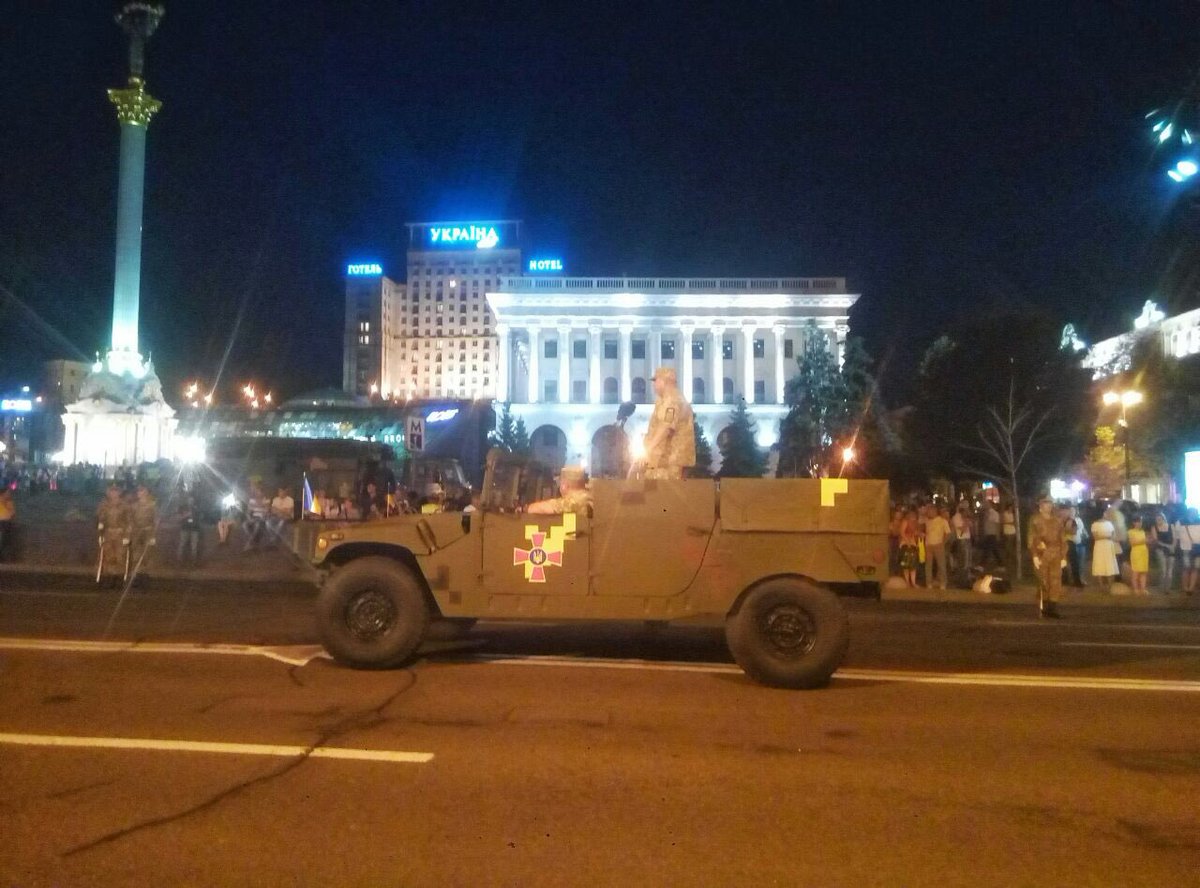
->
[1091,510,1119,592]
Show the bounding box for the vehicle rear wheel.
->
[317,557,431,668]
[725,578,848,689]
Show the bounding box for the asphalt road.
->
[1,579,1198,886]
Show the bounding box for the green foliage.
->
[717,400,767,477]
[489,403,530,455]
[776,322,875,477]
[687,424,714,478]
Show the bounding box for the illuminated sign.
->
[429,225,499,249]
[1,399,33,412]
[425,408,460,423]
[527,258,563,272]
[347,263,383,276]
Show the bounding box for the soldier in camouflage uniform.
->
[128,484,158,571]
[526,466,592,515]
[640,366,696,480]
[1028,496,1066,619]
[96,485,130,584]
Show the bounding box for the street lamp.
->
[1102,389,1143,497]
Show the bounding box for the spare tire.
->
[725,578,849,689]
[317,557,431,668]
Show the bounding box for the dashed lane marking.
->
[0,732,432,763]
[0,637,328,667]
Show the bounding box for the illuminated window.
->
[722,339,734,360]
[661,339,675,360]
[753,338,765,358]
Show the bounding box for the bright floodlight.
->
[222,493,237,509]
[1122,391,1143,407]
[1168,158,1199,182]
[176,435,206,465]
[842,447,856,463]
[1103,391,1120,405]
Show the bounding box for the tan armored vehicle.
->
[298,453,888,689]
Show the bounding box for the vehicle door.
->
[588,479,715,597]
[480,510,592,596]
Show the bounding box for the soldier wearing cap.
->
[640,366,696,480]
[1028,495,1067,618]
[527,465,592,515]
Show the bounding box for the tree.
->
[489,403,530,455]
[717,400,767,477]
[956,379,1057,582]
[777,322,877,477]
[687,424,714,478]
[905,311,1093,496]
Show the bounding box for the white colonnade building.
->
[486,275,858,472]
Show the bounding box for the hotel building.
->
[342,220,859,470]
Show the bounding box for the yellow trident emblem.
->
[512,513,577,583]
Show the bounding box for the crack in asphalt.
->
[61,669,420,858]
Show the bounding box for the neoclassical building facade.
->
[486,275,858,471]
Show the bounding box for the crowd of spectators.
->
[889,494,1200,595]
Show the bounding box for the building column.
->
[589,325,602,405]
[495,324,510,402]
[710,325,725,405]
[742,325,756,404]
[619,324,633,402]
[650,329,662,378]
[773,324,786,404]
[558,324,571,404]
[679,323,695,403]
[527,325,540,403]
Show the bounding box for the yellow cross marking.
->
[821,478,849,507]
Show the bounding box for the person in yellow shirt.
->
[0,488,15,562]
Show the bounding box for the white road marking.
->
[989,620,1200,631]
[481,654,1200,692]
[5,639,1198,693]
[1061,642,1200,651]
[0,732,432,763]
[0,637,328,667]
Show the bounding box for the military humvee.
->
[297,452,888,689]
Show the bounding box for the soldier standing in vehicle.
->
[526,466,592,515]
[1028,496,1066,619]
[639,366,695,480]
[96,485,129,584]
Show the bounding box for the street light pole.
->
[1103,389,1143,499]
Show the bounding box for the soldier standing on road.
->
[639,366,695,480]
[526,466,592,515]
[96,485,129,585]
[1028,496,1067,619]
[128,484,158,574]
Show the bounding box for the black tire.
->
[317,557,431,668]
[725,578,849,689]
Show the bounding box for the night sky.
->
[2,1,1199,402]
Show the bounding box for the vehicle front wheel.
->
[317,557,431,668]
[725,578,848,689]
